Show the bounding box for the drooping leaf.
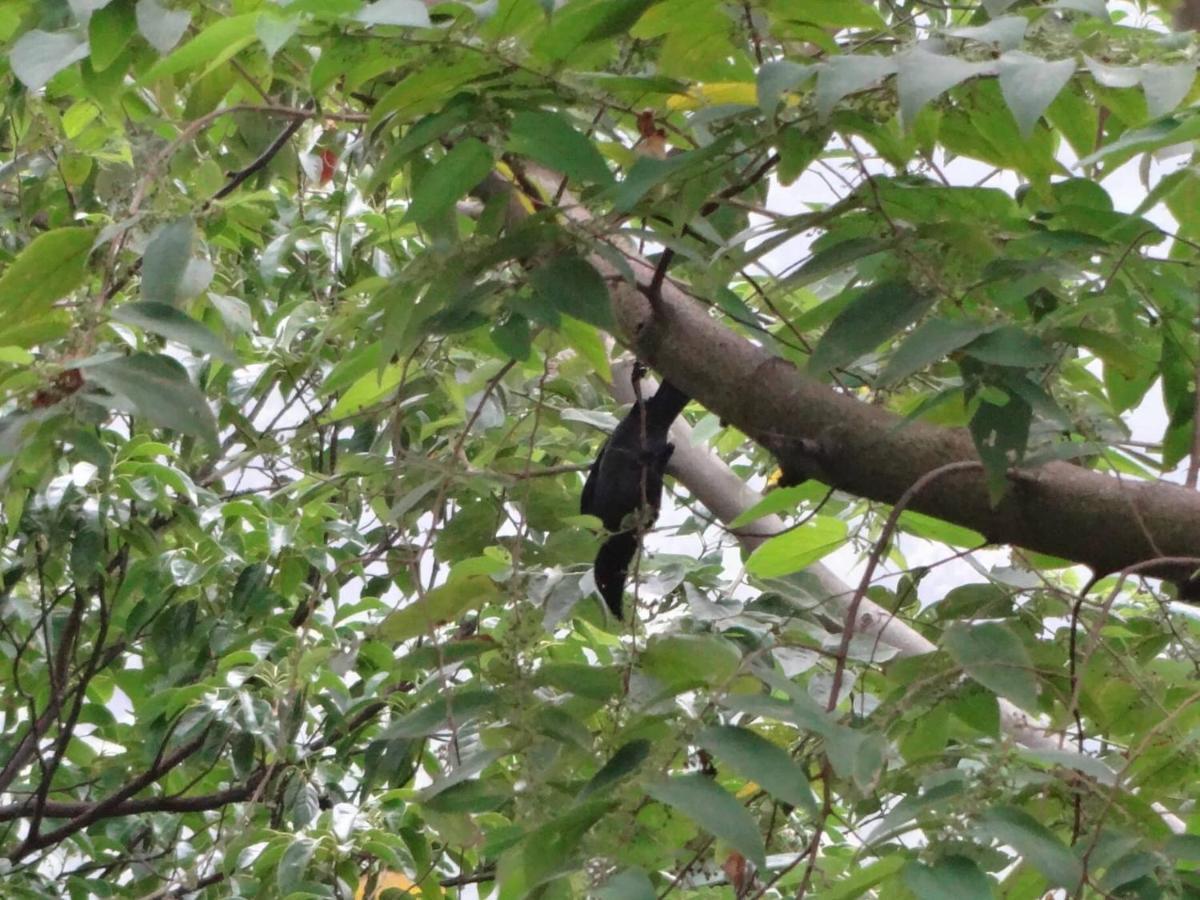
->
[944,622,1038,711]
[111,302,238,363]
[507,110,613,185]
[578,739,651,799]
[403,138,494,226]
[645,775,766,867]
[695,725,816,813]
[728,485,810,528]
[976,806,1083,889]
[532,0,659,62]
[90,2,138,70]
[531,256,614,329]
[276,837,316,894]
[84,352,218,446]
[640,634,742,689]
[0,226,95,324]
[903,856,992,900]
[878,318,989,386]
[379,575,501,642]
[811,280,934,375]
[140,219,195,306]
[968,394,1031,500]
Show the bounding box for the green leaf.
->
[903,856,992,900]
[0,313,72,349]
[943,622,1038,711]
[490,314,532,361]
[379,575,500,641]
[531,256,614,329]
[878,318,989,386]
[383,689,497,739]
[778,236,891,292]
[403,138,494,227]
[607,134,734,212]
[818,855,907,900]
[810,280,934,374]
[596,868,656,900]
[140,14,259,82]
[140,218,195,306]
[84,352,219,446]
[578,739,651,799]
[963,326,1054,367]
[507,110,613,185]
[537,662,624,700]
[111,302,238,363]
[1053,326,1148,379]
[641,635,742,689]
[1077,115,1200,168]
[645,775,766,867]
[728,485,810,528]
[0,226,96,322]
[532,0,659,62]
[89,2,138,71]
[507,799,612,892]
[368,97,479,192]
[276,837,316,894]
[323,362,405,422]
[968,395,1031,501]
[695,725,816,813]
[367,56,493,132]
[559,314,611,383]
[976,806,1083,889]
[745,516,848,578]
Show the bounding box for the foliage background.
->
[2,0,1200,897]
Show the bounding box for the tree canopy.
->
[3,0,1200,897]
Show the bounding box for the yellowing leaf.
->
[666,81,757,109]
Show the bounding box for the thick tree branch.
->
[603,265,1200,591]
[517,158,1200,588]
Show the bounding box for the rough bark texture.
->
[602,261,1200,590]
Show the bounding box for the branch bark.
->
[602,258,1200,592]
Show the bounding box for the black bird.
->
[580,370,689,618]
